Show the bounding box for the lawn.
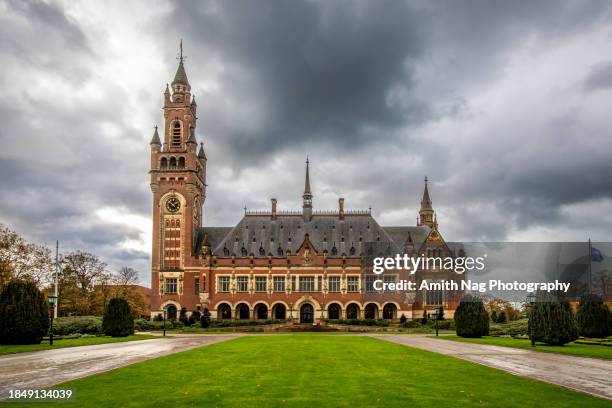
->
[4,335,609,407]
[439,335,612,360]
[0,335,161,355]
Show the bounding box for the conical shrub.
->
[102,297,134,337]
[454,294,489,338]
[529,291,577,346]
[0,280,50,345]
[576,294,610,338]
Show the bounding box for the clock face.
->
[165,197,181,213]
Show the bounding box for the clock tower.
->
[149,44,207,309]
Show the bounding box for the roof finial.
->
[178,39,185,63]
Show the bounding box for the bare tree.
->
[593,269,611,301]
[115,267,140,286]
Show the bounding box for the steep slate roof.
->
[172,61,190,86]
[197,214,430,258]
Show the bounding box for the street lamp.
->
[526,293,536,347]
[162,309,167,337]
[433,307,441,337]
[47,295,58,346]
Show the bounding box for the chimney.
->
[339,197,345,220]
[271,198,277,220]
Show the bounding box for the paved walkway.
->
[373,334,612,400]
[0,334,241,399]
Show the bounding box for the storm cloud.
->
[1,0,612,284]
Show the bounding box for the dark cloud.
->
[1,0,612,285]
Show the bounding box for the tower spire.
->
[302,157,313,220]
[419,176,434,228]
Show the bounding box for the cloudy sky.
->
[2,0,612,284]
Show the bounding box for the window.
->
[383,274,397,286]
[317,276,322,290]
[328,276,340,292]
[194,277,200,295]
[202,275,206,292]
[163,217,181,269]
[255,276,267,292]
[365,275,376,292]
[291,275,296,291]
[218,276,230,292]
[237,276,249,292]
[273,276,285,292]
[172,122,181,148]
[347,276,359,292]
[426,289,443,306]
[164,278,177,294]
[299,276,314,292]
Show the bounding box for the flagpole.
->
[588,238,592,295]
[54,240,59,319]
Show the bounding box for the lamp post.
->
[526,293,536,347]
[47,295,58,345]
[163,309,167,337]
[434,307,440,337]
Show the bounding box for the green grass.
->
[4,335,608,407]
[0,335,161,355]
[439,335,612,360]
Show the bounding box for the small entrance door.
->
[300,303,314,323]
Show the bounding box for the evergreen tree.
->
[576,294,610,338]
[454,294,489,338]
[102,297,134,337]
[179,307,190,326]
[200,308,211,328]
[399,314,407,324]
[190,309,201,327]
[0,280,49,345]
[529,291,578,346]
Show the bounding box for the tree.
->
[593,270,611,300]
[0,224,53,287]
[200,308,211,328]
[576,294,610,338]
[529,291,578,346]
[102,297,134,337]
[190,309,201,326]
[399,314,407,324]
[115,267,139,287]
[0,280,50,344]
[179,307,190,326]
[59,251,109,316]
[454,294,489,338]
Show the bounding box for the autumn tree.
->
[0,224,53,287]
[59,251,109,316]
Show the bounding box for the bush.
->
[402,320,421,328]
[200,308,211,328]
[489,319,528,337]
[454,294,489,338]
[153,313,163,322]
[179,307,190,327]
[436,307,445,321]
[0,280,50,345]
[529,291,578,346]
[102,297,134,337]
[53,316,102,336]
[576,294,610,338]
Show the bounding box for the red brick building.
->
[149,53,464,322]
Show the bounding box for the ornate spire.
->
[172,40,190,87]
[419,176,435,228]
[302,157,313,220]
[198,142,206,160]
[150,126,161,145]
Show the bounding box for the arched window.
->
[277,246,283,256]
[160,157,168,169]
[178,157,186,169]
[331,246,338,256]
[169,157,177,169]
[171,121,182,148]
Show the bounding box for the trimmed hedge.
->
[53,316,103,336]
[134,318,184,331]
[489,319,529,337]
[454,294,489,338]
[326,319,389,327]
[0,280,50,345]
[102,298,134,337]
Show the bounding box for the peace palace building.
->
[149,53,464,323]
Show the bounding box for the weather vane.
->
[177,39,187,63]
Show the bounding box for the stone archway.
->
[165,304,177,320]
[327,303,341,320]
[254,303,268,320]
[236,303,250,320]
[346,303,360,319]
[300,303,314,324]
[272,303,286,320]
[382,303,397,320]
[217,303,232,320]
[364,303,378,319]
